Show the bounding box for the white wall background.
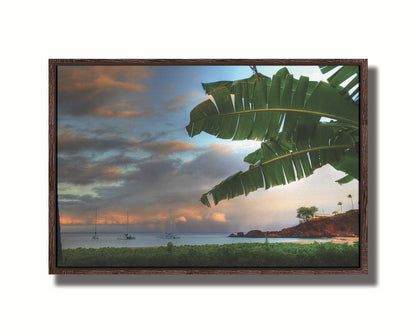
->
[1,1,413,332]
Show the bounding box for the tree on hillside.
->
[296,206,318,223]
[186,65,360,207]
[348,194,354,210]
[338,201,343,213]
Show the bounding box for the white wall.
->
[1,1,413,333]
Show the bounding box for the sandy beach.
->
[289,237,359,245]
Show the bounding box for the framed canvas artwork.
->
[49,59,368,274]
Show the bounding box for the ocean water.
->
[61,231,336,249]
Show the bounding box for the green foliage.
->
[60,242,359,268]
[167,241,173,253]
[319,65,359,99]
[296,206,318,223]
[186,66,360,207]
[348,194,354,210]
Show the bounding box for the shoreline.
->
[129,237,359,249]
[287,237,359,245]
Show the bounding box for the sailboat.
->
[157,210,180,239]
[92,208,99,239]
[118,211,135,240]
[158,232,180,239]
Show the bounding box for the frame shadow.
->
[54,67,378,287]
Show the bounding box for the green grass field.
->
[60,241,359,268]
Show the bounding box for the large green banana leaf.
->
[186,66,360,207]
[200,124,357,207]
[186,68,358,143]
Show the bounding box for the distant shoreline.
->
[130,237,359,249]
[228,210,360,239]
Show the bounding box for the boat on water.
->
[157,232,180,239]
[92,208,99,240]
[157,210,180,239]
[118,211,135,240]
[119,233,136,240]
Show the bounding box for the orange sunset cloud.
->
[92,109,151,118]
[141,140,196,154]
[212,213,227,223]
[59,215,85,225]
[58,66,154,94]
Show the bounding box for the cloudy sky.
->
[57,64,359,232]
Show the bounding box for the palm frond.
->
[186,66,360,207]
[319,65,360,100]
[201,125,357,207]
[186,68,358,143]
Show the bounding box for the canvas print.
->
[53,61,364,271]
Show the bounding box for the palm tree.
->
[337,201,343,213]
[348,194,354,210]
[186,65,360,207]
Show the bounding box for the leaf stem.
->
[218,108,358,127]
[243,144,355,173]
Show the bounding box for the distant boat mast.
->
[156,208,180,239]
[119,209,135,240]
[95,208,97,236]
[92,207,99,239]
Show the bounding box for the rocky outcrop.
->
[244,230,264,237]
[228,210,359,238]
[229,232,245,237]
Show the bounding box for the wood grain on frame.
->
[49,59,368,275]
